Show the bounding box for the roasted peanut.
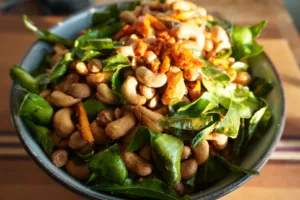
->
[138,145,152,161]
[174,182,185,196]
[121,76,147,105]
[122,152,153,176]
[68,83,91,99]
[96,83,120,104]
[181,146,191,160]
[65,160,90,180]
[86,72,113,87]
[90,121,110,145]
[53,108,75,137]
[69,131,87,149]
[181,158,198,179]
[54,73,80,93]
[87,59,102,73]
[76,62,89,76]
[191,140,209,165]
[105,111,136,139]
[234,71,252,86]
[96,109,115,127]
[51,149,68,168]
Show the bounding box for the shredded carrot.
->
[160,55,171,73]
[113,24,135,41]
[134,16,153,37]
[171,11,196,22]
[134,39,149,57]
[149,60,161,73]
[76,102,94,144]
[146,14,168,31]
[162,70,185,105]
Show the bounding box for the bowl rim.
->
[10,2,286,200]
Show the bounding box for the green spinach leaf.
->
[216,154,260,175]
[10,65,39,93]
[126,126,151,152]
[111,68,128,104]
[91,178,191,200]
[23,15,73,47]
[192,123,216,147]
[88,144,128,184]
[83,99,108,122]
[159,116,213,130]
[250,77,273,97]
[250,20,267,39]
[92,4,119,26]
[49,52,73,84]
[102,54,130,72]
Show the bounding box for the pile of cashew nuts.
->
[41,0,253,194]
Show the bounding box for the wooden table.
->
[1,0,300,199]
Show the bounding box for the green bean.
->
[10,65,39,93]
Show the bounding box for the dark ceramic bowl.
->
[10,1,286,199]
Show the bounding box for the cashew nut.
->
[143,51,158,63]
[181,158,198,179]
[120,10,137,24]
[51,149,68,168]
[68,83,91,99]
[69,131,87,149]
[105,111,136,139]
[181,146,191,160]
[147,94,160,109]
[204,39,214,52]
[171,0,197,11]
[139,85,156,100]
[211,26,231,52]
[49,91,81,107]
[90,121,110,145]
[206,132,229,150]
[135,66,167,88]
[96,109,115,127]
[87,59,102,73]
[121,76,147,105]
[171,23,205,51]
[53,108,75,137]
[191,140,209,165]
[65,160,90,180]
[96,83,120,104]
[86,71,113,87]
[233,71,252,86]
[131,105,164,132]
[138,145,152,161]
[122,152,153,176]
[116,46,135,57]
[54,73,80,93]
[76,61,89,76]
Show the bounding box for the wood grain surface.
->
[0,0,300,199]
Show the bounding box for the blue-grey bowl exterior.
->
[10,1,286,199]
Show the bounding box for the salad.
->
[10,0,273,199]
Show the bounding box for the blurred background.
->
[1,0,300,32]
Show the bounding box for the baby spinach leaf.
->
[126,127,183,187]
[88,144,128,184]
[254,109,272,139]
[23,15,73,47]
[24,119,53,155]
[10,65,39,93]
[111,68,128,104]
[175,92,218,117]
[168,100,189,116]
[126,126,151,152]
[151,132,183,187]
[169,127,195,141]
[82,38,123,51]
[83,99,108,122]
[49,52,73,84]
[248,99,269,141]
[196,156,229,184]
[159,116,213,131]
[102,54,130,72]
[192,123,216,147]
[92,22,125,38]
[216,101,240,138]
[35,73,50,91]
[230,61,249,72]
[19,93,53,126]
[250,20,267,39]
[92,4,119,26]
[250,77,273,97]
[231,21,267,60]
[91,178,191,200]
[216,154,260,175]
[86,173,98,185]
[74,31,100,61]
[231,119,248,164]
[201,66,230,85]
